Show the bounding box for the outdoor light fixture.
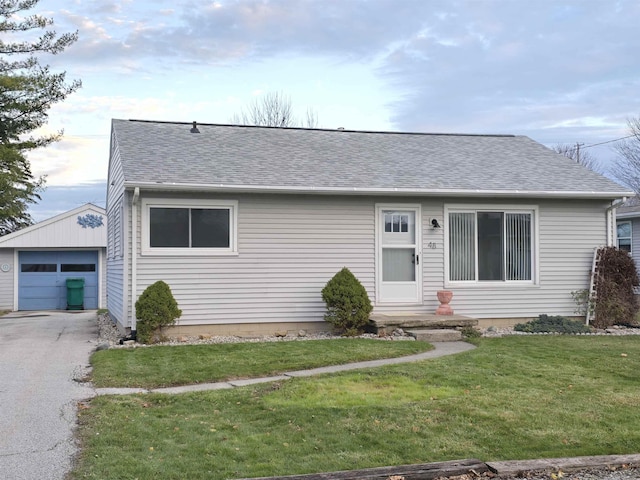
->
[431,219,441,228]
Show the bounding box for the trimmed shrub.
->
[592,246,639,329]
[135,281,182,344]
[321,267,373,336]
[514,315,591,334]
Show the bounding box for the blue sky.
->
[24,0,640,221]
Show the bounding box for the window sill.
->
[444,281,539,289]
[141,248,239,257]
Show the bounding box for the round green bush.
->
[135,280,182,344]
[321,267,373,336]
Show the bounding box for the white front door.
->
[377,205,421,303]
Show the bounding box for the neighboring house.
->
[106,119,631,336]
[0,204,107,311]
[616,196,640,271]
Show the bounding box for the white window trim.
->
[617,220,632,252]
[444,204,539,287]
[141,198,238,256]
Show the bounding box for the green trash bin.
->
[66,278,85,310]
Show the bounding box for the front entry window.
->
[384,213,409,233]
[382,248,415,281]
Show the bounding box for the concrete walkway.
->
[95,340,477,396]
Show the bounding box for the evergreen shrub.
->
[514,314,591,334]
[135,280,182,344]
[321,267,372,336]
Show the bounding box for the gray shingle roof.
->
[111,119,631,198]
[617,196,640,216]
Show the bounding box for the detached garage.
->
[0,204,106,311]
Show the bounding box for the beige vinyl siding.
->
[127,193,611,327]
[107,254,124,324]
[107,194,130,328]
[0,249,14,309]
[420,202,446,294]
[631,218,640,272]
[106,138,128,326]
[135,194,375,325]
[437,199,608,319]
[106,134,125,211]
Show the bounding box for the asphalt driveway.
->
[0,311,97,480]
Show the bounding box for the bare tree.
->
[304,107,318,129]
[231,91,318,128]
[553,144,602,173]
[611,117,640,194]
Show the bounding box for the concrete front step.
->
[370,313,477,334]
[406,328,463,342]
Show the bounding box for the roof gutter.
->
[123,181,633,200]
[616,211,640,219]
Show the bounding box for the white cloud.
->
[27,135,109,186]
[21,0,640,214]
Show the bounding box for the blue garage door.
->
[18,251,99,310]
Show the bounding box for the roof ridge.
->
[116,118,516,138]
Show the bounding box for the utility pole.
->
[575,142,584,164]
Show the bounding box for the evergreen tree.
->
[0,0,81,235]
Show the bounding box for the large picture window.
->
[142,199,237,255]
[448,208,535,283]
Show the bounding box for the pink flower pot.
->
[435,290,454,315]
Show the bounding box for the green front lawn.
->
[74,336,640,479]
[90,338,433,389]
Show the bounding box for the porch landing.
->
[369,313,478,342]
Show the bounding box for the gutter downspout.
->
[605,197,627,246]
[131,187,140,332]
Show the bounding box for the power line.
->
[561,134,636,155]
[583,134,636,149]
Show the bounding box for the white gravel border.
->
[97,312,640,350]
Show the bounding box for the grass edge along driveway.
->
[74,336,640,480]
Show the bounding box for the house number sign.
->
[427,242,437,249]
